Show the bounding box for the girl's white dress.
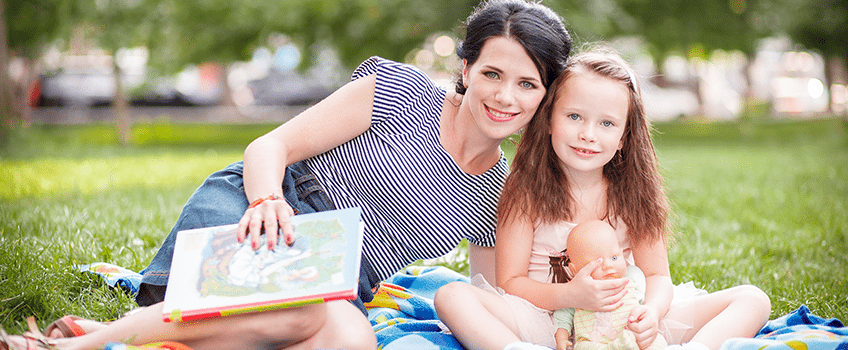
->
[473,220,704,347]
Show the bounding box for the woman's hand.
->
[237,197,296,250]
[569,259,629,312]
[627,304,660,349]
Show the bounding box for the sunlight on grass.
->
[0,151,242,199]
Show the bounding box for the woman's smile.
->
[485,105,519,122]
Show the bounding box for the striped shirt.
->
[304,57,508,281]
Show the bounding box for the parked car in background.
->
[246,68,334,106]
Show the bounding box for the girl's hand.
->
[237,197,296,250]
[570,258,629,311]
[627,305,660,349]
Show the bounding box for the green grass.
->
[1,117,846,334]
[654,118,848,320]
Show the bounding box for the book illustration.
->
[197,220,347,298]
[162,207,363,322]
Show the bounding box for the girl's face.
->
[461,36,546,141]
[549,70,628,176]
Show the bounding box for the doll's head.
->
[567,219,627,280]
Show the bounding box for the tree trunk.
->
[18,57,35,127]
[824,55,848,115]
[113,56,131,145]
[0,0,21,134]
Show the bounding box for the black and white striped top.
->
[304,57,509,281]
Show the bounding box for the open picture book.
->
[161,207,364,322]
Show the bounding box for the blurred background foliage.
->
[3,0,845,72]
[2,0,846,131]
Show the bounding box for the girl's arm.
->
[238,74,377,248]
[469,243,497,284]
[496,211,628,311]
[629,238,674,348]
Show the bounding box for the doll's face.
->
[567,220,627,280]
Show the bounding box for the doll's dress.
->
[571,283,667,350]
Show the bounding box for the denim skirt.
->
[137,161,379,314]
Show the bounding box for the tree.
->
[266,0,479,70]
[152,0,479,74]
[146,0,284,111]
[602,0,769,64]
[139,0,479,114]
[551,0,773,117]
[782,0,848,113]
[1,0,75,131]
[74,0,162,144]
[1,0,15,135]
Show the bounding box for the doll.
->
[553,219,667,350]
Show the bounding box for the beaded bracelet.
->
[247,194,282,209]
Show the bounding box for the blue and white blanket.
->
[81,263,847,350]
[720,304,847,350]
[364,266,468,350]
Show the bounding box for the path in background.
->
[31,105,310,124]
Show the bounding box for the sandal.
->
[43,316,87,339]
[40,308,140,340]
[0,320,56,350]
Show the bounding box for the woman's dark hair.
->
[455,0,572,94]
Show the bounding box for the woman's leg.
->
[286,301,376,350]
[138,162,252,306]
[665,285,771,350]
[50,300,373,350]
[435,281,523,350]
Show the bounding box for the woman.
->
[5,1,573,349]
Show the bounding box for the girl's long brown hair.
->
[498,47,671,247]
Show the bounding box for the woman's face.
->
[461,36,546,141]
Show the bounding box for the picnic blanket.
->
[79,263,847,350]
[719,304,847,350]
[365,265,468,350]
[77,262,143,296]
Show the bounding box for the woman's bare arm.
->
[238,74,377,248]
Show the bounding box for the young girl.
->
[434,47,771,350]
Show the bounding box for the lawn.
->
[1,117,846,335]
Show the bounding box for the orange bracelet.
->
[247,194,282,209]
